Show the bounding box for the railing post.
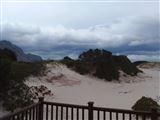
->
[39,97,44,120]
[151,108,158,120]
[88,101,94,120]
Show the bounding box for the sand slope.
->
[25,62,160,109]
[0,62,159,117]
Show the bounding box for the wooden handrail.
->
[0,98,159,120]
[43,101,89,109]
[93,106,152,115]
[0,102,41,120]
[43,101,156,116]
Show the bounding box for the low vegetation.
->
[133,61,148,66]
[0,48,143,111]
[132,96,160,111]
[61,49,141,81]
[0,48,45,111]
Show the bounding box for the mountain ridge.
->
[0,40,42,62]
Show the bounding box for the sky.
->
[0,0,159,61]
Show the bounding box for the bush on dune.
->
[10,61,45,82]
[133,61,148,66]
[132,96,160,112]
[74,60,91,75]
[62,49,141,81]
[0,49,16,93]
[0,48,17,61]
[61,56,75,68]
[2,83,33,111]
[0,59,12,93]
[0,48,45,111]
[113,55,142,76]
[94,60,119,80]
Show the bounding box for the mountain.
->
[0,40,42,62]
[133,61,148,66]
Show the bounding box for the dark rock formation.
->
[0,40,42,62]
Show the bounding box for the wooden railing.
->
[0,97,159,120]
[0,97,44,120]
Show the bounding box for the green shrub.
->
[0,48,17,61]
[133,61,148,66]
[0,59,12,93]
[62,49,140,81]
[61,56,75,68]
[10,61,45,82]
[113,55,142,76]
[132,96,160,111]
[94,60,119,80]
[0,49,45,111]
[74,61,91,75]
[2,84,33,111]
[0,49,17,93]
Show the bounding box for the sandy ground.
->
[0,62,159,117]
[25,63,160,109]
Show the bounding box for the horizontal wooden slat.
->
[93,106,152,116]
[1,100,160,120]
[0,103,41,120]
[43,102,89,109]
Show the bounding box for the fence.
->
[0,97,160,120]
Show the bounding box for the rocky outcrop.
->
[0,40,42,62]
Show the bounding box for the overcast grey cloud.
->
[0,1,159,61]
[1,16,159,60]
[2,2,158,28]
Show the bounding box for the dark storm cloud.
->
[0,16,159,60]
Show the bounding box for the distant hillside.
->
[136,61,160,70]
[0,40,42,62]
[133,61,148,66]
[62,49,141,81]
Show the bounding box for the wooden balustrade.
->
[0,97,159,120]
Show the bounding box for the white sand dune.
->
[25,63,160,110]
[0,62,159,117]
[25,63,160,120]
